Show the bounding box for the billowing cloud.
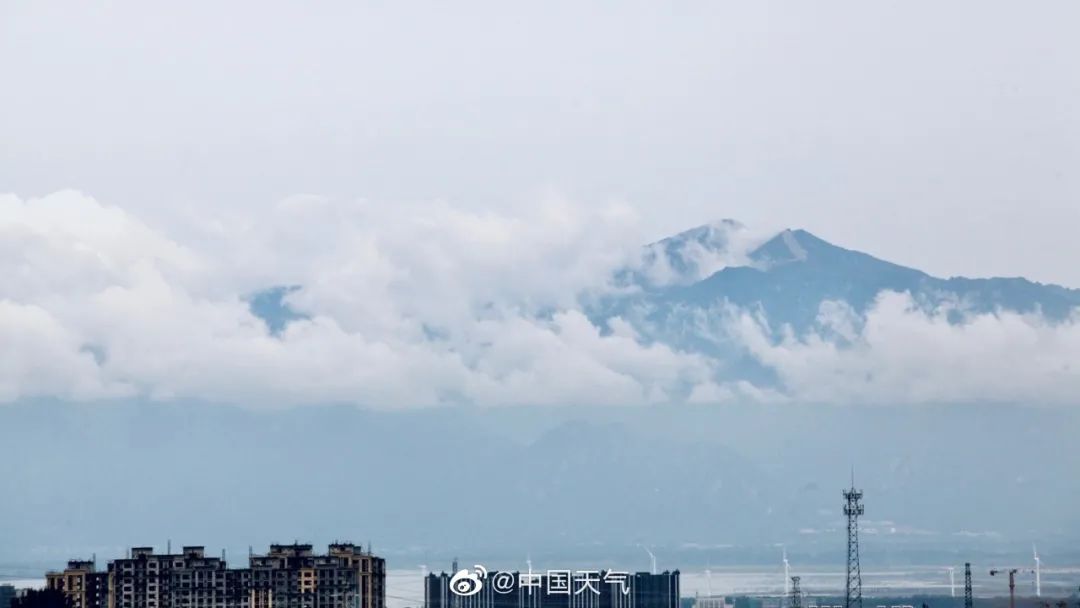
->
[636,220,777,287]
[728,291,1080,404]
[0,190,721,407]
[2,190,1080,407]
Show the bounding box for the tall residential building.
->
[46,560,109,608]
[327,543,385,608]
[1,585,17,608]
[107,546,232,608]
[248,543,360,608]
[46,543,384,608]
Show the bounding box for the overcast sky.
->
[2,1,1078,285]
[4,2,1080,408]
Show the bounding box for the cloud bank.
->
[2,190,1079,407]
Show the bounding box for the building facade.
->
[327,543,384,608]
[424,570,679,608]
[45,560,109,608]
[107,546,232,608]
[47,544,384,608]
[1,585,17,608]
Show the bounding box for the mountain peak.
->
[749,228,809,268]
[637,219,772,286]
[654,218,745,245]
[631,223,1080,332]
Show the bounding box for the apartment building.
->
[46,543,384,608]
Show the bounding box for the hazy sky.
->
[4,2,1080,408]
[2,1,1078,285]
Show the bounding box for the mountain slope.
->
[621,226,1080,336]
[2,401,1078,566]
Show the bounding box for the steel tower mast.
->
[964,563,974,608]
[843,473,864,608]
[791,576,803,608]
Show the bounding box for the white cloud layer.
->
[2,190,1080,407]
[728,292,1080,404]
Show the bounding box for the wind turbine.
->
[642,546,658,575]
[1033,545,1042,598]
[783,547,791,598]
[948,567,956,597]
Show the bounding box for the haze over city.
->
[2,2,1079,608]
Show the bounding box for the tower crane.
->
[989,568,1035,608]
